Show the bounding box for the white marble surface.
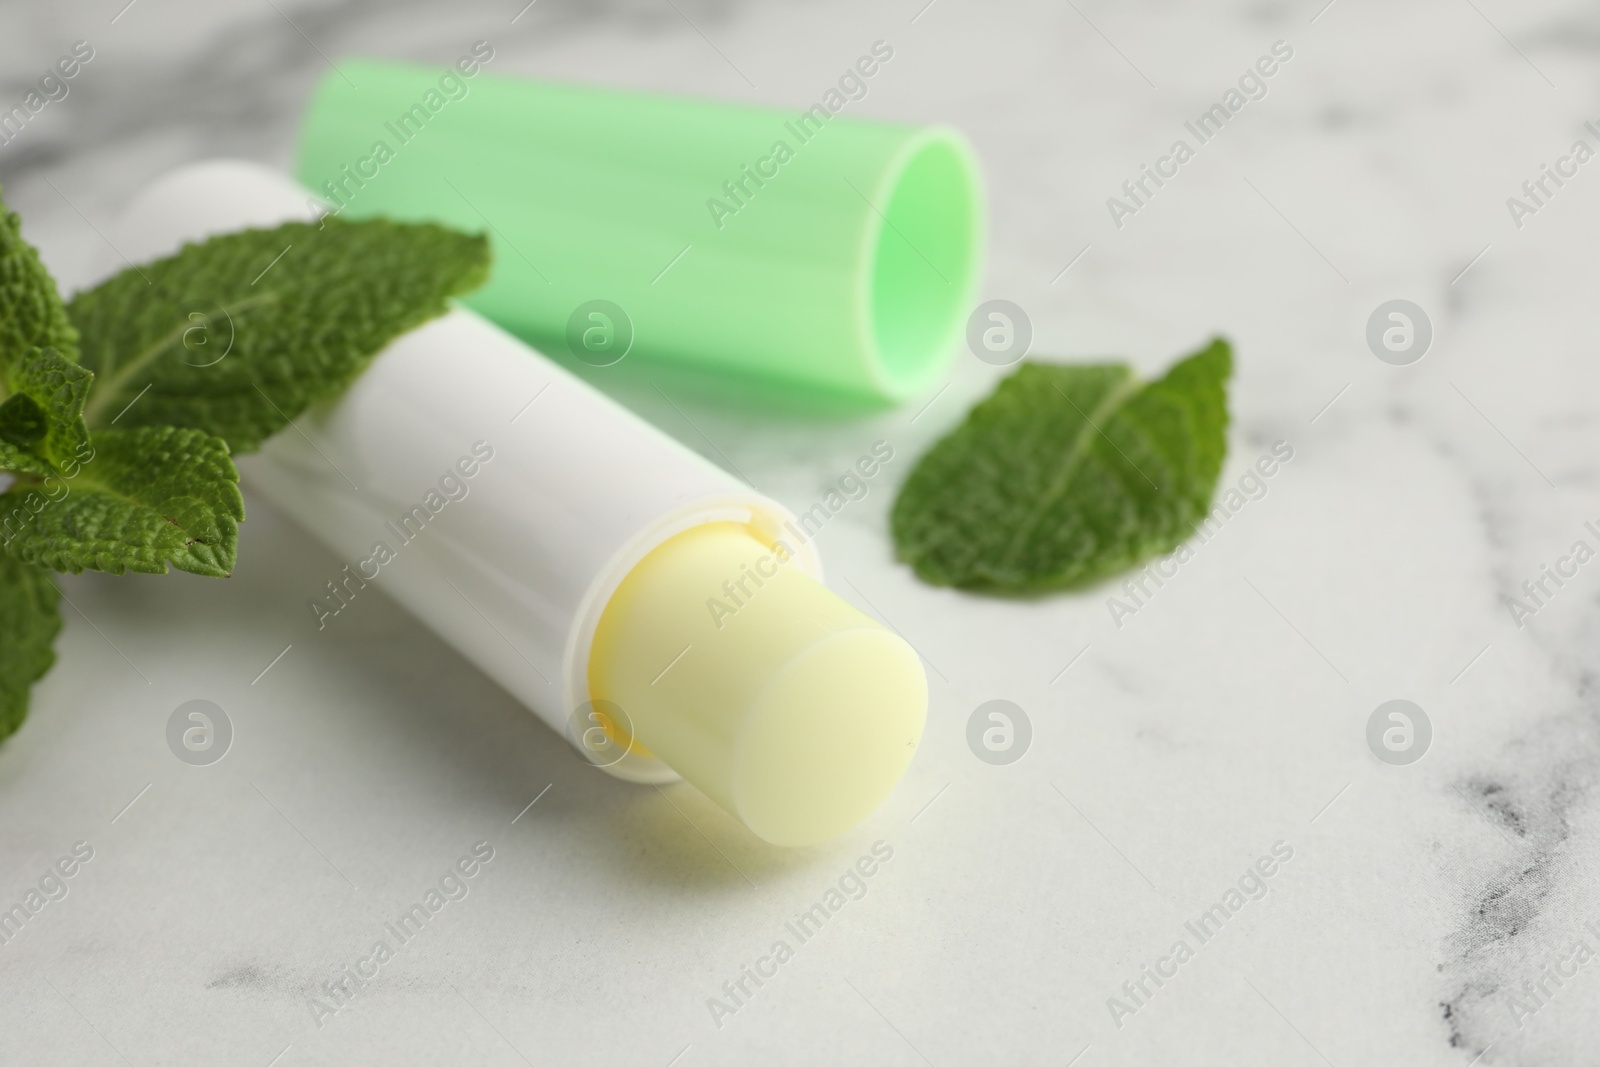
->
[5,0,1600,1063]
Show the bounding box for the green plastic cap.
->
[295,59,984,404]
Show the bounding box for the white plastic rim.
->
[103,159,822,783]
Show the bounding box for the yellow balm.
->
[589,523,927,846]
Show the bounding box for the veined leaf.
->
[0,346,93,476]
[891,338,1232,593]
[0,552,61,741]
[1,425,242,577]
[1,183,88,480]
[70,217,490,452]
[0,190,79,374]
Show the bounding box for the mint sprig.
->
[0,181,491,742]
[891,339,1232,593]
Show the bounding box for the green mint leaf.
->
[1,345,94,475]
[0,395,48,445]
[0,399,56,477]
[69,218,490,452]
[891,338,1232,593]
[0,189,80,374]
[1,425,243,577]
[1,188,89,480]
[0,552,61,742]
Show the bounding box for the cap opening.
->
[865,131,983,398]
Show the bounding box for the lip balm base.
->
[588,522,927,846]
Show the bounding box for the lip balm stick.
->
[107,161,927,846]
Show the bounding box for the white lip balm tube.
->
[107,161,926,847]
